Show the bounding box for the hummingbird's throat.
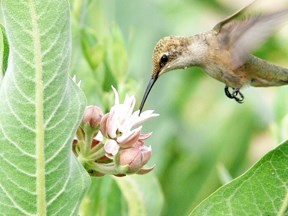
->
[139,77,158,114]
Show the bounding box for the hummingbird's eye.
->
[160,54,169,67]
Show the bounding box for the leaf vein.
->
[3,86,35,132]
[0,183,33,215]
[0,154,36,178]
[46,162,71,207]
[0,166,36,195]
[0,125,35,158]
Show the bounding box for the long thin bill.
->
[139,77,157,114]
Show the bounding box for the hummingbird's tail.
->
[244,55,288,87]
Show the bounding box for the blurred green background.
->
[68,0,288,215]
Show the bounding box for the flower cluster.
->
[73,87,158,176]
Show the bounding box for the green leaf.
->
[80,176,123,216]
[105,25,128,81]
[126,174,164,216]
[0,24,9,83]
[81,28,104,70]
[0,1,90,215]
[80,174,164,216]
[189,141,288,216]
[103,62,118,92]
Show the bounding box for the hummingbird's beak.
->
[139,77,158,114]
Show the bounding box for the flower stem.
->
[88,146,106,160]
[83,127,94,155]
[89,162,128,175]
[90,142,104,155]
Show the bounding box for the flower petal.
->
[100,113,109,136]
[124,95,136,117]
[139,132,152,140]
[117,126,142,147]
[140,145,152,166]
[95,132,103,142]
[131,110,159,128]
[112,85,120,105]
[104,139,120,158]
[107,108,118,138]
[132,140,144,148]
[136,165,156,175]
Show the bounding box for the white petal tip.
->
[77,80,82,87]
[72,75,76,82]
[111,86,120,105]
[71,75,82,87]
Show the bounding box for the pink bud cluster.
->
[74,87,158,176]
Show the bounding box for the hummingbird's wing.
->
[213,2,288,69]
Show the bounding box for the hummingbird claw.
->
[233,89,244,103]
[224,86,244,103]
[224,86,233,99]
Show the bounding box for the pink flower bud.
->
[100,113,109,136]
[82,105,103,128]
[140,146,152,165]
[119,146,152,173]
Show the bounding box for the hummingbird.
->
[139,2,288,113]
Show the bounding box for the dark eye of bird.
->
[160,54,169,67]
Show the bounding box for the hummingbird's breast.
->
[203,49,248,88]
[203,63,244,88]
[191,31,247,88]
[192,31,249,88]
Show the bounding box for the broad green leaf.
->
[0,24,9,84]
[80,176,123,216]
[80,174,164,216]
[125,174,164,216]
[189,141,288,216]
[0,1,90,215]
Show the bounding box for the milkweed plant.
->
[75,86,158,177]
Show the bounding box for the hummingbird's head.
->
[139,36,190,113]
[152,36,191,78]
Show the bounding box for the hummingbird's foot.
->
[224,86,234,99]
[224,86,244,103]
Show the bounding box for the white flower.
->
[100,86,159,156]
